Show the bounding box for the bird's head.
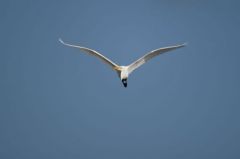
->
[121,78,127,87]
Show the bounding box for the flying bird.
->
[59,38,186,87]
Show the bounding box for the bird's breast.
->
[120,68,129,79]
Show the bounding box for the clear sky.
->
[1,0,240,159]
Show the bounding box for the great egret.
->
[59,39,186,87]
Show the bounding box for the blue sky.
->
[1,0,240,159]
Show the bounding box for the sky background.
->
[1,0,240,159]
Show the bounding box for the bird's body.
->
[59,39,186,87]
[119,66,129,87]
[119,66,128,79]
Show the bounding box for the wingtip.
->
[59,38,64,44]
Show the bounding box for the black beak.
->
[122,79,127,87]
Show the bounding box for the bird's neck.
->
[120,66,129,80]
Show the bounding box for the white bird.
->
[59,38,186,87]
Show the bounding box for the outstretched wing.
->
[127,43,186,74]
[59,38,120,69]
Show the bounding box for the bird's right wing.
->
[59,38,120,70]
[127,43,186,74]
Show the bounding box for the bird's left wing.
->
[59,38,119,69]
[127,43,186,74]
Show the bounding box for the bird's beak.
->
[122,79,127,87]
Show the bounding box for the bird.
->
[59,38,186,88]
